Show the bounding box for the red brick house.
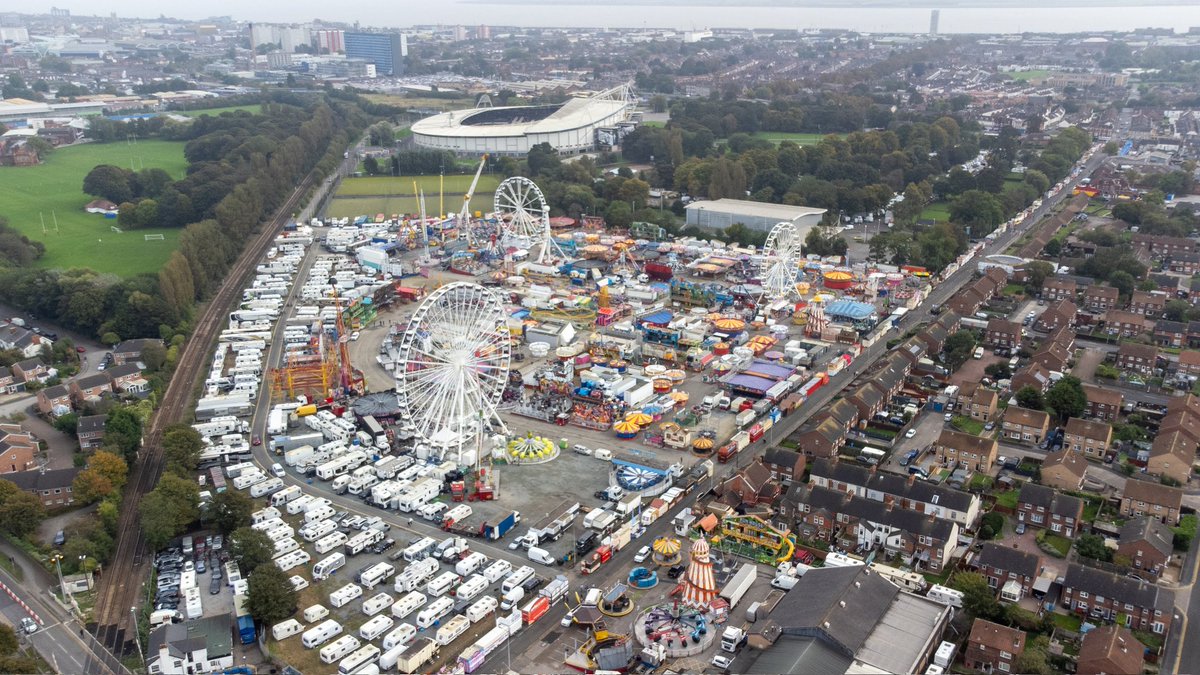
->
[1129,290,1166,318]
[974,542,1040,602]
[1082,383,1122,421]
[1001,406,1051,444]
[986,318,1022,348]
[1117,517,1173,579]
[1104,309,1147,338]
[965,619,1025,673]
[1061,563,1174,635]
[36,384,71,416]
[1041,277,1077,302]
[1120,480,1183,525]
[759,447,806,486]
[1084,285,1119,312]
[1115,342,1157,375]
[1017,483,1084,537]
[932,429,998,472]
[1076,625,1146,675]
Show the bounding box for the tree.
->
[82,165,134,204]
[1024,261,1054,292]
[139,474,199,550]
[247,563,297,625]
[87,450,128,491]
[943,330,977,370]
[1109,270,1136,299]
[104,407,143,463]
[141,342,167,371]
[981,512,1005,538]
[1075,533,1113,562]
[1015,386,1045,411]
[0,623,17,656]
[210,490,255,537]
[1043,238,1062,257]
[162,424,203,476]
[72,469,113,504]
[1013,635,1054,675]
[1164,299,1191,323]
[230,527,275,575]
[950,189,1005,236]
[603,201,633,229]
[951,572,1002,621]
[0,480,45,538]
[363,156,380,175]
[526,142,561,177]
[1104,141,1119,155]
[1045,376,1086,421]
[52,411,78,436]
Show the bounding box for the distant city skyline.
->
[23,1,1200,33]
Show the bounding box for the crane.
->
[457,154,488,245]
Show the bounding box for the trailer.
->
[481,511,520,541]
[208,467,227,493]
[720,563,758,609]
[234,594,256,645]
[717,430,751,463]
[395,637,438,674]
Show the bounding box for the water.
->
[86,0,1200,34]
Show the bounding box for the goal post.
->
[144,233,165,241]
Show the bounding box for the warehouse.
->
[684,199,826,235]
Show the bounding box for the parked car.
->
[712,654,733,671]
[668,564,686,580]
[633,546,651,563]
[1015,522,1026,535]
[372,538,396,555]
[904,428,917,439]
[209,576,222,595]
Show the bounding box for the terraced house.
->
[932,429,997,472]
[1061,563,1174,635]
[806,458,981,528]
[1001,406,1050,444]
[1062,417,1112,460]
[1016,483,1084,537]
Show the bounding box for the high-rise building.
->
[477,25,491,39]
[929,9,940,35]
[250,23,312,53]
[344,32,406,76]
[453,25,468,41]
[315,29,344,53]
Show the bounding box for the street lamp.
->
[130,606,145,666]
[50,554,65,603]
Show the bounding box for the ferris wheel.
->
[494,176,567,263]
[758,222,803,302]
[396,282,511,460]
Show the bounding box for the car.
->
[984,421,995,431]
[271,463,285,478]
[183,560,194,573]
[712,654,733,670]
[212,535,223,551]
[372,538,396,555]
[572,444,591,456]
[97,363,106,371]
[251,435,262,446]
[341,515,364,530]
[195,558,206,574]
[667,564,686,580]
[1015,522,1026,535]
[209,576,222,595]
[332,511,348,524]
[633,546,651,563]
[944,412,953,422]
[53,530,65,546]
[75,346,86,354]
[521,576,545,593]
[350,331,360,341]
[212,564,223,579]
[904,428,917,439]
[561,607,577,627]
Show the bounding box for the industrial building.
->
[411,84,634,157]
[344,32,407,76]
[684,199,826,235]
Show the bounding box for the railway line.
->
[90,172,318,656]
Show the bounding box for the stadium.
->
[411,83,636,156]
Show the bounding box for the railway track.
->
[90,173,318,656]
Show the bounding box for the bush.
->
[981,512,1005,538]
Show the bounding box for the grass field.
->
[0,140,187,276]
[752,131,846,145]
[919,202,952,223]
[641,120,667,128]
[172,104,263,117]
[327,174,503,218]
[1007,69,1051,82]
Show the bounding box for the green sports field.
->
[172,104,263,117]
[0,140,186,276]
[327,174,502,218]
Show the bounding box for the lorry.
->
[540,575,569,605]
[580,545,613,575]
[481,511,520,541]
[614,493,642,517]
[721,625,747,652]
[720,564,758,609]
[718,430,751,463]
[234,594,256,645]
[394,637,439,674]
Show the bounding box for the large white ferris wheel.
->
[494,176,568,264]
[396,282,511,461]
[758,222,804,302]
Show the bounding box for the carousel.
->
[613,419,641,440]
[505,433,559,464]
[651,536,683,566]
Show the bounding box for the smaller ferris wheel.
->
[758,222,804,303]
[494,176,568,263]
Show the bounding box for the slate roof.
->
[1118,517,1174,559]
[977,541,1040,579]
[1064,562,1174,614]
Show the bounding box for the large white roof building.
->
[411,84,634,156]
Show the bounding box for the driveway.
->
[1004,528,1068,580]
[951,352,1003,387]
[1072,347,1107,383]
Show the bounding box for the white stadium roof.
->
[412,95,629,139]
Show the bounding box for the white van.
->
[501,566,534,594]
[500,587,525,611]
[359,614,394,641]
[455,552,487,578]
[391,591,425,619]
[361,591,393,617]
[315,531,349,555]
[482,559,512,584]
[272,619,304,641]
[454,574,487,603]
[528,546,555,566]
[330,582,363,608]
[593,448,613,461]
[382,623,417,651]
[465,595,498,623]
[416,597,454,628]
[301,619,343,649]
[426,571,459,597]
[313,553,346,581]
[435,615,469,646]
[303,604,329,623]
[319,635,361,664]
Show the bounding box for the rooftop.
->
[684,198,826,221]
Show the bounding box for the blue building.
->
[344,32,406,76]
